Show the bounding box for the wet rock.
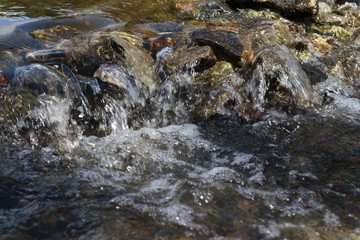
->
[94,64,145,107]
[163,45,217,74]
[318,1,333,13]
[191,29,243,66]
[54,32,123,75]
[0,50,23,81]
[144,34,189,58]
[311,35,332,55]
[196,61,235,84]
[110,31,160,95]
[0,88,38,133]
[0,73,7,87]
[310,24,353,41]
[236,8,281,19]
[239,20,296,65]
[195,1,232,20]
[194,61,250,119]
[223,0,319,18]
[30,25,81,47]
[247,45,313,108]
[9,64,66,97]
[316,12,350,26]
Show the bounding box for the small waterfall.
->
[247,45,314,108]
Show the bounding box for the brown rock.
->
[0,73,7,87]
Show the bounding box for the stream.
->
[0,0,360,239]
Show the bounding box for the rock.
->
[0,73,7,87]
[316,12,350,26]
[194,61,247,118]
[0,50,23,81]
[191,29,243,66]
[223,0,319,18]
[9,64,66,97]
[310,24,354,41]
[144,34,189,58]
[54,32,123,75]
[318,1,333,13]
[236,8,281,19]
[163,45,217,73]
[194,1,232,20]
[196,61,235,84]
[247,45,313,107]
[94,64,146,107]
[239,20,296,65]
[110,31,160,95]
[30,25,81,47]
[311,35,332,55]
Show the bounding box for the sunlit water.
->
[1,1,360,239]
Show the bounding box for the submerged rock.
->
[30,25,81,47]
[223,0,319,18]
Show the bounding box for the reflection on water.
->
[0,0,188,23]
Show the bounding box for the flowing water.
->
[1,0,360,239]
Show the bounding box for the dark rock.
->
[9,64,66,97]
[191,29,243,66]
[223,0,319,18]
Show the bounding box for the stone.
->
[163,45,217,73]
[318,1,333,13]
[196,61,235,84]
[94,64,145,107]
[0,73,7,87]
[191,29,243,66]
[223,0,319,18]
[30,25,81,46]
[310,24,354,41]
[311,36,332,55]
[316,13,350,26]
[110,31,160,95]
[143,34,189,58]
[247,45,313,107]
[9,64,66,97]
